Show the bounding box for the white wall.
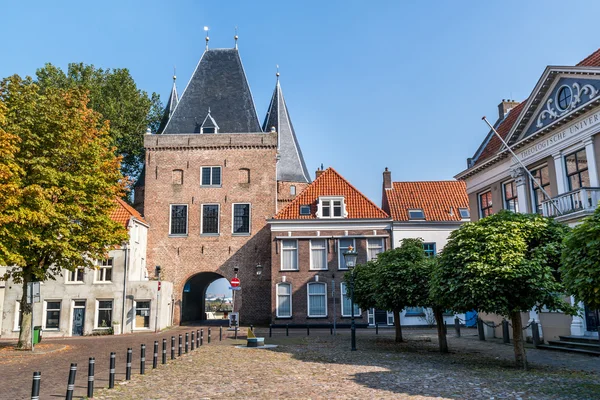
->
[391,223,462,254]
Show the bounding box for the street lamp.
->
[343,246,358,351]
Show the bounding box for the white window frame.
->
[169,204,188,236]
[458,208,470,219]
[280,239,298,271]
[95,299,113,329]
[276,282,292,318]
[408,209,425,220]
[299,205,311,215]
[310,239,328,270]
[65,267,85,284]
[134,299,151,330]
[337,238,356,270]
[367,238,384,261]
[316,196,347,219]
[43,300,61,330]
[502,179,519,212]
[307,282,328,317]
[201,203,220,235]
[231,203,251,235]
[340,282,361,317]
[94,258,113,283]
[200,166,222,187]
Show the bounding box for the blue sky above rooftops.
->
[3,0,600,203]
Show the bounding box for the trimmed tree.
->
[0,75,128,349]
[432,210,575,369]
[561,205,600,312]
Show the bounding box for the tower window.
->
[290,185,296,195]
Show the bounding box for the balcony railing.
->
[541,187,600,218]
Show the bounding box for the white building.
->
[0,198,173,338]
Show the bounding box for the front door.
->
[584,305,599,332]
[72,301,85,336]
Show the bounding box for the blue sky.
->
[2,0,600,203]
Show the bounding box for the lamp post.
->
[343,246,358,351]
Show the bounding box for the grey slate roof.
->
[156,78,179,134]
[162,49,261,134]
[263,79,311,183]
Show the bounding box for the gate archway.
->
[181,272,231,324]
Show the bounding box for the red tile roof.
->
[110,197,147,228]
[473,48,600,166]
[383,181,468,222]
[273,167,389,220]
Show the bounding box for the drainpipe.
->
[121,242,129,331]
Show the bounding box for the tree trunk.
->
[433,308,448,354]
[17,279,32,350]
[510,311,527,370]
[393,309,403,342]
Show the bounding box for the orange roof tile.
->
[110,197,148,228]
[577,48,600,67]
[274,168,389,220]
[384,181,468,222]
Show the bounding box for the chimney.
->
[383,167,392,190]
[315,164,325,179]
[498,99,519,120]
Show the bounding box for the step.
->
[537,344,600,356]
[547,340,600,350]
[558,335,600,345]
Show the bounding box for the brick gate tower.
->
[137,40,310,325]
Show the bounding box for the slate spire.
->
[263,76,311,183]
[156,74,179,134]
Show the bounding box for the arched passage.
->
[181,272,231,323]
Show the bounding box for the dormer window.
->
[317,196,347,219]
[201,127,216,134]
[459,208,470,219]
[408,209,425,220]
[201,108,219,134]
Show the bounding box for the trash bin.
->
[33,326,42,344]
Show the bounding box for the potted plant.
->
[112,320,121,335]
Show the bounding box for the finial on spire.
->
[204,26,209,50]
[276,64,280,79]
[173,66,176,82]
[234,26,239,49]
[208,107,211,114]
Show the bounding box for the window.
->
[232,203,251,234]
[290,185,296,195]
[299,205,311,215]
[338,238,355,270]
[276,283,292,318]
[367,238,384,261]
[565,149,590,191]
[459,208,470,219]
[281,240,298,271]
[310,239,327,270]
[408,209,425,220]
[557,85,573,111]
[202,126,216,134]
[45,301,61,329]
[201,204,219,234]
[503,181,519,212]
[479,190,493,218]
[172,169,183,185]
[307,283,327,317]
[134,300,151,329]
[405,307,424,316]
[96,300,113,329]
[201,166,222,186]
[318,197,345,218]
[530,165,552,213]
[341,282,361,317]
[66,267,84,283]
[423,242,436,258]
[170,204,188,235]
[97,259,113,282]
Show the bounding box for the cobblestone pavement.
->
[1,327,599,399]
[89,327,599,400]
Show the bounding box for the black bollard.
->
[87,357,95,398]
[178,334,182,356]
[140,344,146,375]
[220,326,222,341]
[162,338,167,364]
[330,324,333,335]
[270,324,273,338]
[286,324,289,336]
[200,329,204,346]
[444,321,448,335]
[109,352,116,389]
[376,323,379,335]
[31,372,41,400]
[208,328,211,344]
[455,317,461,338]
[477,319,485,341]
[171,336,175,360]
[65,363,77,400]
[126,348,132,380]
[191,331,195,350]
[153,341,159,369]
[250,324,254,332]
[185,333,189,353]
[307,325,310,336]
[196,329,200,347]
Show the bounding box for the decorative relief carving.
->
[511,167,528,186]
[536,82,599,128]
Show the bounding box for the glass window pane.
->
[212,167,221,185]
[201,167,211,185]
[202,205,219,234]
[277,284,290,295]
[171,205,187,235]
[233,204,250,233]
[565,154,577,174]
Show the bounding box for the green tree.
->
[0,75,128,349]
[561,206,600,311]
[432,210,574,369]
[35,63,163,184]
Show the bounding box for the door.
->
[72,302,85,336]
[584,305,599,332]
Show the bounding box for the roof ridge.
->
[577,47,600,66]
[327,168,389,217]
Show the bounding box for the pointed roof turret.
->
[200,108,219,133]
[162,49,262,134]
[156,74,179,134]
[263,75,311,183]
